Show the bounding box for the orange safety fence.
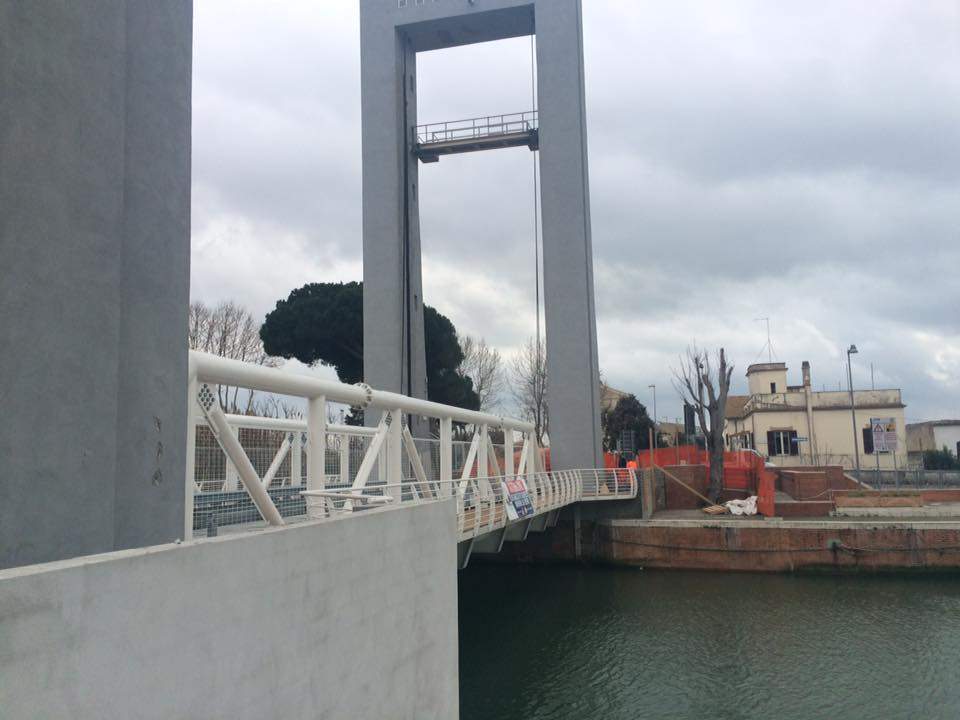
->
[604,446,767,493]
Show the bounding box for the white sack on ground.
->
[725,496,758,516]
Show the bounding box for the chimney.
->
[802,361,811,388]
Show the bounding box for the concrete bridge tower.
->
[0,3,192,568]
[360,0,603,470]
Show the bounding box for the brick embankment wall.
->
[780,470,829,500]
[774,501,833,518]
[599,521,960,572]
[923,490,960,503]
[776,466,863,496]
[662,465,709,510]
[829,489,960,505]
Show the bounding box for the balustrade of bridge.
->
[187,351,637,540]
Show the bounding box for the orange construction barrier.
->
[604,446,765,495]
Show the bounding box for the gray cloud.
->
[191,0,960,423]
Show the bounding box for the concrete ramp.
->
[0,502,459,720]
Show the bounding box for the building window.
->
[862,428,874,454]
[767,430,799,456]
[770,382,777,393]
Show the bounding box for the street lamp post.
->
[648,384,657,449]
[846,345,861,477]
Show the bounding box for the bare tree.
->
[188,300,276,414]
[673,345,734,502]
[251,395,303,420]
[510,337,548,445]
[458,334,505,412]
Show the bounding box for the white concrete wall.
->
[0,501,459,720]
[934,426,960,455]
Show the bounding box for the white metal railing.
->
[187,351,545,537]
[301,468,638,542]
[186,351,637,540]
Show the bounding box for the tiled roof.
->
[725,395,749,419]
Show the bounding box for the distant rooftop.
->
[746,362,787,375]
[907,419,960,428]
[726,395,750,419]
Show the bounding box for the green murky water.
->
[459,565,960,720]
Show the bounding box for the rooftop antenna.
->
[753,317,775,363]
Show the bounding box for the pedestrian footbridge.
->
[188,351,637,567]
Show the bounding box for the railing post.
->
[339,432,350,486]
[440,416,453,492]
[478,423,489,480]
[290,431,302,487]
[307,395,327,491]
[388,409,403,495]
[184,375,198,540]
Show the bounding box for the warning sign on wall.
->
[871,417,897,453]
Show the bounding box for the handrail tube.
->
[216,413,378,438]
[369,388,533,432]
[191,352,368,404]
[190,350,534,432]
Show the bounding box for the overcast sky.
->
[191,0,959,423]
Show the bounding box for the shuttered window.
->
[767,430,799,456]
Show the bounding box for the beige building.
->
[656,421,685,447]
[725,362,907,470]
[599,383,630,413]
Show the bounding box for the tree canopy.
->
[260,282,479,410]
[601,394,655,452]
[923,447,960,471]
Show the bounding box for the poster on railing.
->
[503,477,535,521]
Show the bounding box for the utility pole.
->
[847,345,861,477]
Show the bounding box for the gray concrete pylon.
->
[359,0,602,468]
[0,2,193,568]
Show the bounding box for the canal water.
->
[459,565,960,720]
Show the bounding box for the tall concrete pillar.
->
[535,1,603,470]
[0,2,193,568]
[359,0,602,468]
[360,6,428,403]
